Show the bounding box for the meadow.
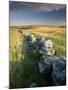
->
[9,25,66,88]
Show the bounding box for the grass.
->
[9,25,66,88]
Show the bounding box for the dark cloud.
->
[9,1,66,12]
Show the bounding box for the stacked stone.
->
[24,32,55,58]
[32,36,46,60]
[33,37,55,58]
[24,32,34,46]
[45,40,55,56]
[37,56,66,86]
[23,32,36,58]
[23,32,66,86]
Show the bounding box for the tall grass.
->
[9,26,66,88]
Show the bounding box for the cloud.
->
[35,4,66,12]
[9,1,66,12]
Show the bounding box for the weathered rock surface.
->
[37,56,66,86]
[45,40,55,56]
[24,33,66,86]
[52,59,66,85]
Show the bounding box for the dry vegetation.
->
[9,25,66,88]
[10,25,66,59]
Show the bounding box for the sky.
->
[9,1,66,26]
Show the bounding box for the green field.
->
[9,25,66,88]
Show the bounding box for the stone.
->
[23,32,30,37]
[30,83,37,87]
[38,62,45,73]
[39,47,46,55]
[31,34,36,42]
[45,40,55,56]
[46,40,54,48]
[37,56,66,85]
[52,59,66,85]
[38,60,51,74]
[35,37,46,46]
[47,48,55,56]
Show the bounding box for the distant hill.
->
[10,25,65,30]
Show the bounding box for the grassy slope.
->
[9,25,66,88]
[10,26,66,58]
